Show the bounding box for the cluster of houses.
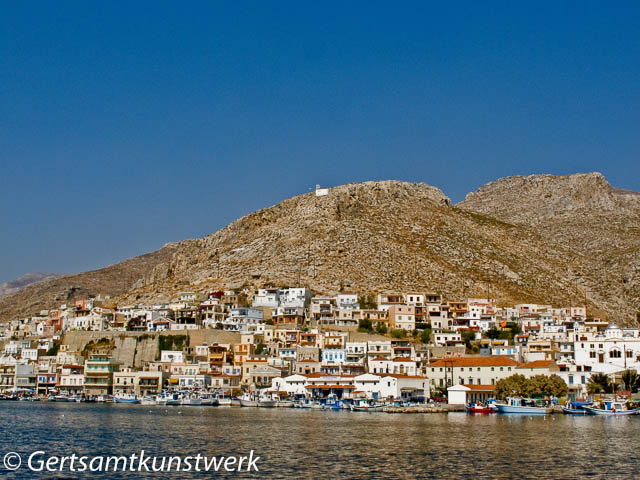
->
[1,287,638,404]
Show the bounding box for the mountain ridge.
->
[1,174,638,324]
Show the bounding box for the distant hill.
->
[1,174,638,324]
[0,273,64,298]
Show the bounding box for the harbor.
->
[2,401,640,479]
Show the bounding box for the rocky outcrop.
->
[459,173,640,323]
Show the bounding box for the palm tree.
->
[621,370,639,393]
[587,373,612,395]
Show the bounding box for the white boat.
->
[114,393,140,404]
[156,392,181,406]
[180,396,202,406]
[259,397,277,407]
[276,400,294,408]
[349,399,385,412]
[239,393,276,407]
[51,394,70,402]
[216,395,232,407]
[583,400,638,416]
[200,394,218,406]
[140,395,156,405]
[494,397,552,415]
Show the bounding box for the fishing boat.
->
[466,402,496,414]
[239,393,260,407]
[140,395,156,406]
[562,400,592,415]
[180,393,203,406]
[349,399,385,412]
[494,397,552,415]
[294,398,314,408]
[200,394,219,406]
[51,394,71,402]
[216,395,232,407]
[114,393,140,404]
[583,399,638,416]
[239,393,276,407]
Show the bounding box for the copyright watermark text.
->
[3,450,260,473]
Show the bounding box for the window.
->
[610,350,621,359]
[626,350,633,358]
[589,351,596,359]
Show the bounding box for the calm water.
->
[0,402,638,479]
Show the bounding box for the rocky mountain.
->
[458,172,640,323]
[0,175,638,324]
[0,273,63,298]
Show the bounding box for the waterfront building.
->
[83,352,122,396]
[428,356,520,389]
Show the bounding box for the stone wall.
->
[61,330,241,368]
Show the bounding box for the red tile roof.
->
[465,384,496,391]
[429,356,519,368]
[516,360,556,369]
[305,384,355,389]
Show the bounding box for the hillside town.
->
[0,286,638,408]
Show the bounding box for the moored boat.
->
[466,402,496,414]
[180,394,203,406]
[349,399,385,412]
[114,393,140,404]
[583,400,638,416]
[494,397,552,415]
[562,400,592,415]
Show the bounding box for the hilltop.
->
[0,175,638,324]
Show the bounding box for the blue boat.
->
[494,397,552,415]
[583,400,638,416]
[114,393,140,404]
[562,400,592,415]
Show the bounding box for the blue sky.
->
[1,2,639,283]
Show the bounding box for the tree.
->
[544,375,569,397]
[486,328,501,340]
[495,374,530,399]
[622,370,639,393]
[255,343,266,355]
[509,322,522,336]
[265,319,274,326]
[375,322,388,335]
[419,328,432,344]
[391,329,406,339]
[587,373,613,395]
[461,331,476,353]
[358,294,378,310]
[358,319,373,333]
[528,375,568,398]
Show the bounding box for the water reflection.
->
[0,403,637,479]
